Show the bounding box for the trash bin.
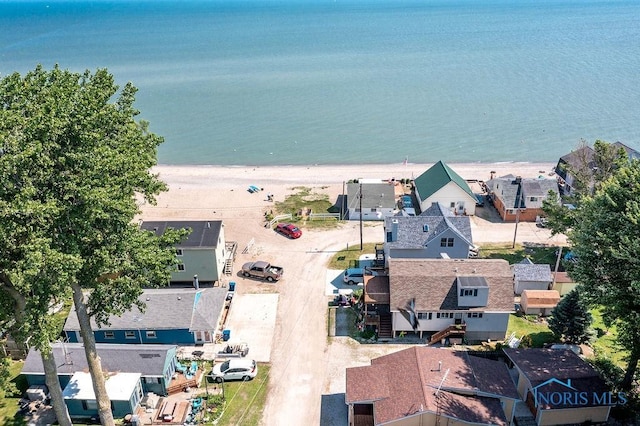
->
[229,281,236,292]
[222,329,231,341]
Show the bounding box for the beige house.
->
[551,271,578,296]
[520,290,560,316]
[504,348,613,425]
[346,347,520,426]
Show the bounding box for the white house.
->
[413,161,477,216]
[346,179,398,221]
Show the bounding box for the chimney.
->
[207,222,210,228]
[438,361,442,371]
[193,274,199,290]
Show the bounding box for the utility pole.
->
[552,246,563,286]
[359,181,363,250]
[512,178,522,249]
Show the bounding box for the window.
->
[437,312,453,319]
[125,331,136,339]
[176,249,183,256]
[423,224,429,232]
[440,238,454,247]
[371,208,377,212]
[104,331,114,339]
[460,289,475,296]
[177,264,185,271]
[386,231,392,242]
[82,400,98,411]
[530,196,538,202]
[467,312,483,318]
[146,330,157,339]
[450,202,455,208]
[355,208,361,212]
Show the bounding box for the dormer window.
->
[423,224,429,232]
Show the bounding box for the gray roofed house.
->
[140,220,230,283]
[63,288,228,345]
[21,343,178,396]
[487,176,559,222]
[512,258,553,295]
[383,202,474,261]
[346,179,398,221]
[346,346,519,426]
[388,258,514,342]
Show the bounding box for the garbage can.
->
[229,281,236,292]
[222,329,231,341]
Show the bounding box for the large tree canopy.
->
[568,159,640,390]
[0,65,184,425]
[548,289,593,344]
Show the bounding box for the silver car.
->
[210,359,258,383]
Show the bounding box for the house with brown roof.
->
[386,258,514,343]
[504,348,614,425]
[550,271,578,296]
[345,346,520,426]
[520,290,560,316]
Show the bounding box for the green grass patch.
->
[0,360,27,426]
[479,243,558,268]
[590,309,626,368]
[327,243,382,270]
[209,363,270,426]
[506,314,554,348]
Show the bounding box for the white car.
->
[210,359,258,383]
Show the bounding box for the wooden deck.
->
[154,400,190,424]
[166,369,204,395]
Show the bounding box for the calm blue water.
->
[1,0,639,165]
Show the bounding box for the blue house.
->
[63,288,228,345]
[21,343,179,396]
[63,372,142,420]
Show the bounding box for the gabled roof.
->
[613,141,640,159]
[414,161,475,202]
[388,259,514,312]
[558,146,595,168]
[346,347,518,425]
[512,262,552,282]
[504,348,609,408]
[22,343,175,377]
[521,179,559,200]
[521,290,560,308]
[140,220,222,248]
[384,205,472,250]
[63,288,228,331]
[346,181,397,209]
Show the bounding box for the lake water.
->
[1,0,639,165]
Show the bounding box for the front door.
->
[194,331,204,343]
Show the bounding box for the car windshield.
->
[220,360,230,372]
[290,226,299,232]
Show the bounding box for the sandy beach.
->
[141,161,557,221]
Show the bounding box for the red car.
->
[276,223,302,239]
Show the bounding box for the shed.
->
[520,290,560,316]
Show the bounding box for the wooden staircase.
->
[224,241,238,275]
[429,323,466,345]
[378,314,393,338]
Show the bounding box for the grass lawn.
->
[506,314,554,348]
[327,243,382,270]
[590,309,627,368]
[0,360,27,426]
[479,243,559,267]
[272,186,339,229]
[205,363,270,426]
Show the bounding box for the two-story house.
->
[487,175,559,222]
[383,202,474,262]
[375,258,514,343]
[140,220,231,284]
[413,161,478,216]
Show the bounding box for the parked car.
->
[475,194,485,207]
[241,261,284,282]
[343,267,376,285]
[210,359,258,383]
[275,223,302,239]
[401,195,413,208]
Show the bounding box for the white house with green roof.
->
[413,161,477,216]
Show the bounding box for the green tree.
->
[548,289,593,344]
[0,65,185,425]
[568,159,640,390]
[543,139,629,236]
